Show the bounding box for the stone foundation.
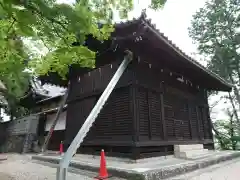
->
[32,150,240,180]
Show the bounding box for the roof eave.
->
[140,19,233,91]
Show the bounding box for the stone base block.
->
[174,144,204,152]
[175,149,209,159]
[174,144,209,159]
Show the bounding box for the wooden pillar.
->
[195,106,201,140]
[130,85,140,160]
[147,91,153,140]
[205,89,214,141]
[130,85,139,142]
[187,101,193,139]
[160,82,166,140]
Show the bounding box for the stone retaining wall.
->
[0,115,40,153]
[3,134,25,153]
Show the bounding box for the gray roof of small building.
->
[31,78,67,98]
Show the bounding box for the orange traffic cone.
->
[95,149,110,180]
[59,141,63,155]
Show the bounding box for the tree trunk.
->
[227,92,240,136]
[228,92,239,120]
[229,75,240,112]
[227,110,236,150]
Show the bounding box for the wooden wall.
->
[132,61,213,144]
[64,60,135,157]
[65,58,214,159]
[67,60,133,103]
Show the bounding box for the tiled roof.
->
[19,77,67,101]
[115,10,233,90]
[32,79,67,98]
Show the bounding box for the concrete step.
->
[174,144,204,152]
[176,149,209,159]
[187,152,214,160]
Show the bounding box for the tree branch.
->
[209,96,224,113]
[52,23,69,47]
[24,3,68,31]
[6,18,16,35]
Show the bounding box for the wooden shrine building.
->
[21,12,232,159]
[19,78,67,151]
[62,12,232,160]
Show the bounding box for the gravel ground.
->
[0,154,113,180]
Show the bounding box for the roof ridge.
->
[124,10,233,88]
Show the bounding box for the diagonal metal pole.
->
[56,51,133,180]
[41,85,69,153]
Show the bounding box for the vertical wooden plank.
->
[188,100,193,139]
[160,92,166,140]
[205,89,214,140]
[147,90,152,140]
[195,106,201,140]
[203,106,211,139]
[147,89,153,140]
[138,87,150,141]
[202,107,206,139]
[131,85,139,142]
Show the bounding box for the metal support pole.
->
[41,86,69,153]
[56,51,133,180]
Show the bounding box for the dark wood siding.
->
[85,87,133,144]
[148,90,163,140]
[65,58,213,159]
[133,62,213,145]
[67,60,133,103]
[190,104,199,139]
[137,87,149,141]
[65,63,134,151]
[64,97,96,149]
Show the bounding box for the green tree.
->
[0,0,166,119]
[189,0,240,128]
[0,0,166,79]
[189,0,240,81]
[213,108,239,150]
